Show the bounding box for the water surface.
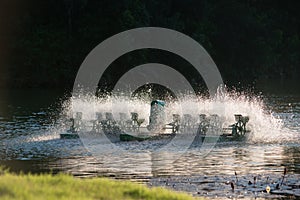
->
[0,89,299,199]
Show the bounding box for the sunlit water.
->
[0,89,299,199]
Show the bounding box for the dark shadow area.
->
[0,0,298,93]
[96,49,208,97]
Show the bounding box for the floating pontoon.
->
[60,100,250,142]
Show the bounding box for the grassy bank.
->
[0,172,197,200]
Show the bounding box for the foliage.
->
[1,0,299,89]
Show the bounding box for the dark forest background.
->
[0,0,299,92]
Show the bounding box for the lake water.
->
[0,88,299,199]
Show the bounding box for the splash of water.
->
[58,89,297,144]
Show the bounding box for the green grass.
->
[0,170,197,200]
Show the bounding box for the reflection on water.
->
[0,90,299,199]
[2,140,299,178]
